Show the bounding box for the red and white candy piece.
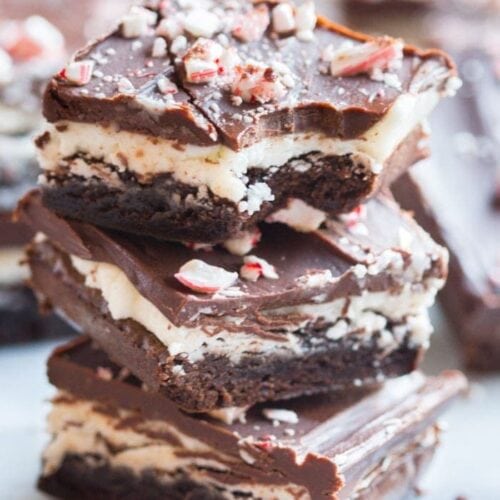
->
[157,76,178,95]
[0,16,64,62]
[58,60,95,86]
[240,255,279,282]
[232,4,270,43]
[175,259,238,294]
[339,205,369,235]
[183,38,238,84]
[223,228,262,256]
[232,63,287,104]
[325,37,403,78]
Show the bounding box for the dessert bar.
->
[39,336,467,500]
[37,0,460,243]
[394,50,500,370]
[20,189,447,412]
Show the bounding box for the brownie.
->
[393,50,500,371]
[37,0,459,242]
[38,336,467,499]
[20,189,447,412]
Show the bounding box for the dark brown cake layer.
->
[40,123,427,243]
[27,239,423,412]
[38,337,467,499]
[393,49,500,371]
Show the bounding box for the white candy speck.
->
[184,9,220,38]
[121,7,157,38]
[295,1,316,40]
[157,76,178,95]
[272,3,296,34]
[152,37,167,58]
[170,35,188,55]
[117,77,135,94]
[156,17,184,40]
[267,199,325,232]
[263,408,299,425]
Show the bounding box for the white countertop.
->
[0,307,499,499]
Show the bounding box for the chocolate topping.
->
[46,336,467,499]
[17,190,446,326]
[42,1,456,149]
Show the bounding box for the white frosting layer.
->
[0,247,30,286]
[44,395,308,499]
[71,255,438,364]
[39,89,438,204]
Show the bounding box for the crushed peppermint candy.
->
[175,259,238,294]
[157,76,178,95]
[170,35,188,55]
[295,1,317,41]
[324,37,403,78]
[223,228,262,256]
[58,60,95,85]
[262,408,299,425]
[156,17,184,40]
[183,38,238,84]
[96,366,113,381]
[272,3,296,34]
[184,9,220,39]
[232,62,288,104]
[151,37,167,58]
[232,4,270,42]
[117,77,135,94]
[0,16,64,62]
[121,7,157,38]
[337,205,369,236]
[240,255,279,282]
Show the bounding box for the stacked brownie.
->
[17,1,467,497]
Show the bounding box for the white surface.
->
[0,307,499,499]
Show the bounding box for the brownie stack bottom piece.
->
[38,337,466,500]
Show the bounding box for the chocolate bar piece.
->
[394,50,500,370]
[38,336,467,500]
[19,189,447,412]
[37,0,459,243]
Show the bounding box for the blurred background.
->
[0,1,498,498]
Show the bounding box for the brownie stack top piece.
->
[36,0,459,242]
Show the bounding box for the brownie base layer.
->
[0,286,73,346]
[41,126,425,243]
[28,241,423,413]
[38,455,224,500]
[38,443,435,500]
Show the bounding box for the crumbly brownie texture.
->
[21,190,447,411]
[41,124,426,243]
[393,50,500,371]
[38,338,467,500]
[38,0,458,241]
